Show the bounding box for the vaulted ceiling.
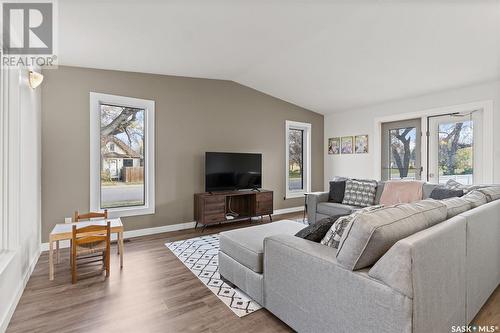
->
[58,0,500,114]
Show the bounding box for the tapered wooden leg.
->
[119,232,124,269]
[49,240,54,281]
[105,250,110,277]
[269,214,273,222]
[56,240,60,264]
[71,245,77,284]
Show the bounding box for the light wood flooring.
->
[7,212,499,332]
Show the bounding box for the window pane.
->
[437,120,473,185]
[100,104,145,208]
[389,127,417,180]
[289,129,304,190]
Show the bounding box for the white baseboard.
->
[40,206,303,252]
[273,206,304,215]
[0,248,41,333]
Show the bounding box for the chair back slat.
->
[76,224,110,234]
[73,210,108,222]
[72,222,111,246]
[76,235,108,245]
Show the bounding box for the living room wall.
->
[324,80,500,188]
[41,66,324,242]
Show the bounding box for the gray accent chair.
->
[307,181,439,224]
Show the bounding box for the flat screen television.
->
[205,152,262,192]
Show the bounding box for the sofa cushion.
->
[219,220,305,273]
[317,202,360,216]
[429,186,464,200]
[328,179,347,203]
[342,179,378,207]
[477,186,500,202]
[336,199,447,270]
[295,215,344,242]
[462,190,488,208]
[442,197,472,218]
[321,206,382,249]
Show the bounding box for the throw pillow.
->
[462,190,487,208]
[336,199,447,270]
[429,186,464,200]
[321,205,382,249]
[445,179,485,194]
[477,186,500,202]
[328,179,347,203]
[342,179,378,207]
[295,215,344,243]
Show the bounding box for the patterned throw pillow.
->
[321,205,382,249]
[445,179,485,194]
[342,179,378,207]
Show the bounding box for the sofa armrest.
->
[306,191,329,224]
[263,235,412,333]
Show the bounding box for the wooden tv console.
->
[194,190,273,229]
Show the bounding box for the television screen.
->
[205,152,262,192]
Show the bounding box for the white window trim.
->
[0,66,22,257]
[285,120,311,199]
[90,92,155,218]
[373,100,494,183]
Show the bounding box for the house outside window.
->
[90,93,155,217]
[285,120,311,198]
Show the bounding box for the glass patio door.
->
[428,113,481,184]
[381,119,422,181]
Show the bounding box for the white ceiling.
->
[58,0,500,114]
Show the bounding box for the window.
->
[381,118,422,181]
[285,120,311,198]
[90,93,155,217]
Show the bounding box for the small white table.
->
[48,218,124,280]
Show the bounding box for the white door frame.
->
[374,100,493,183]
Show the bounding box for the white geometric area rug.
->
[165,234,262,317]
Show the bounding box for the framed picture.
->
[341,136,353,154]
[355,135,369,154]
[328,137,340,155]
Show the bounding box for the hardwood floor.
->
[7,212,499,333]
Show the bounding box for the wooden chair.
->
[52,210,109,264]
[73,209,108,222]
[71,221,111,284]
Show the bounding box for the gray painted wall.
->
[41,66,323,242]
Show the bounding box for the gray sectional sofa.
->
[218,183,500,333]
